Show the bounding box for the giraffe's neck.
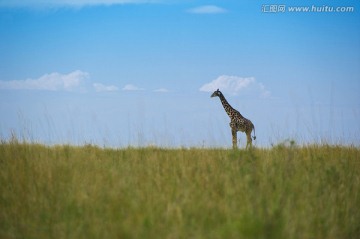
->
[219,94,242,118]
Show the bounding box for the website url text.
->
[262,5,355,13]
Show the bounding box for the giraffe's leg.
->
[246,131,252,149]
[231,128,238,149]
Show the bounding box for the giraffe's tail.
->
[252,125,256,140]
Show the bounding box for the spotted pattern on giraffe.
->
[211,89,256,149]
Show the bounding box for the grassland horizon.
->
[1,138,359,239]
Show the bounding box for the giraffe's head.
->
[211,89,222,98]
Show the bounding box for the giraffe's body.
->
[211,89,256,149]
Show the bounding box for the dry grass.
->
[1,140,359,238]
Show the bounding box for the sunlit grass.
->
[1,139,359,238]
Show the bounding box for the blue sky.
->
[0,0,359,147]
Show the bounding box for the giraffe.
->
[211,89,256,149]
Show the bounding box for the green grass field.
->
[1,140,359,239]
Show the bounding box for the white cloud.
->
[200,75,254,94]
[187,5,227,14]
[93,83,118,92]
[0,70,89,91]
[122,84,144,91]
[199,75,271,98]
[258,83,271,98]
[0,0,163,8]
[154,88,169,93]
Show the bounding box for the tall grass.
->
[0,140,359,238]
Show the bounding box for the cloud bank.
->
[153,88,169,93]
[199,75,271,98]
[187,5,227,14]
[0,73,170,94]
[0,70,89,91]
[93,83,118,92]
[122,84,144,91]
